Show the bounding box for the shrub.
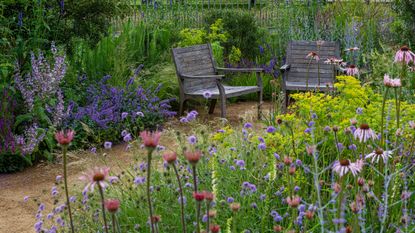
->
[67,72,176,148]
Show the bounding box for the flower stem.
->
[192,165,200,233]
[206,202,210,233]
[395,87,401,129]
[146,149,155,233]
[380,87,389,147]
[63,145,75,233]
[111,213,117,233]
[313,152,325,233]
[173,163,187,233]
[98,183,109,233]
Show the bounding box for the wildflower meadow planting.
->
[1,0,415,233]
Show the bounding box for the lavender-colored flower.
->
[134,176,146,185]
[203,91,212,99]
[69,196,76,203]
[235,160,245,169]
[348,144,357,151]
[34,221,43,233]
[266,126,276,133]
[258,143,266,150]
[188,135,197,145]
[244,122,253,128]
[251,202,258,209]
[136,111,144,117]
[227,197,234,203]
[304,128,311,134]
[274,153,280,160]
[123,134,132,142]
[260,194,266,201]
[324,126,331,132]
[104,141,112,149]
[230,166,236,171]
[90,147,97,154]
[121,130,128,137]
[24,196,29,202]
[308,121,315,127]
[356,107,363,115]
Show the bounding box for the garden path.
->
[0,101,271,233]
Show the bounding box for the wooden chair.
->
[172,44,264,118]
[280,40,341,111]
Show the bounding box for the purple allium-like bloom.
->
[188,135,197,145]
[264,173,270,181]
[180,117,188,123]
[230,166,236,171]
[296,159,302,166]
[121,112,128,120]
[311,113,317,119]
[324,126,331,132]
[34,221,43,233]
[121,130,128,137]
[38,203,45,211]
[244,122,253,128]
[24,196,29,202]
[258,143,266,150]
[308,121,315,127]
[90,147,97,154]
[203,91,212,99]
[356,107,363,115]
[134,176,146,185]
[136,111,144,117]
[55,175,62,183]
[274,153,280,160]
[294,186,300,192]
[236,159,245,168]
[51,186,58,197]
[251,202,258,209]
[266,126,276,133]
[337,143,344,151]
[69,196,76,203]
[260,194,266,201]
[178,196,187,205]
[227,197,234,203]
[47,213,54,220]
[123,133,132,142]
[104,141,112,149]
[304,128,311,134]
[348,144,357,151]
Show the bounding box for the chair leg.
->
[179,99,186,116]
[283,91,288,113]
[257,90,263,120]
[220,96,226,118]
[208,99,217,114]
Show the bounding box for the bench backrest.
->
[286,40,340,84]
[172,44,217,94]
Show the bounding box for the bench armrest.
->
[216,67,264,73]
[280,64,290,72]
[181,74,224,80]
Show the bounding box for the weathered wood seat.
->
[280,40,341,110]
[172,44,264,118]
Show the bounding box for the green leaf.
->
[14,113,33,129]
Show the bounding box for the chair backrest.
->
[286,40,340,84]
[172,44,217,94]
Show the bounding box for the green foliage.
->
[0,152,30,173]
[178,28,206,47]
[392,0,415,45]
[228,46,242,64]
[206,11,261,60]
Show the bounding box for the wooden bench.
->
[172,44,264,118]
[280,40,341,110]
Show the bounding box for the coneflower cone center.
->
[349,64,356,69]
[93,173,105,182]
[340,159,350,166]
[375,149,384,155]
[359,123,369,130]
[401,46,409,52]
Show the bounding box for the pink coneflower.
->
[104,199,120,213]
[230,202,241,212]
[79,167,117,192]
[354,124,378,143]
[324,57,343,65]
[286,195,301,208]
[345,47,359,52]
[346,65,359,76]
[162,152,177,164]
[383,74,401,87]
[394,46,415,64]
[193,192,205,201]
[365,148,392,163]
[332,159,362,177]
[139,131,161,148]
[306,52,320,61]
[203,191,215,202]
[184,150,202,165]
[55,129,75,145]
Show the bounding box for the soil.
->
[0,101,271,233]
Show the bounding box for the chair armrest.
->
[280,64,290,72]
[181,74,224,80]
[216,67,264,73]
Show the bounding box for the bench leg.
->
[220,96,226,118]
[283,91,288,113]
[208,99,217,114]
[257,90,262,120]
[179,99,187,116]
